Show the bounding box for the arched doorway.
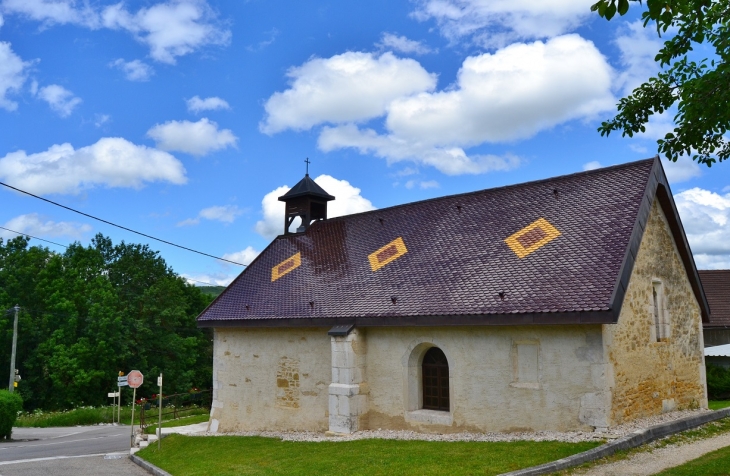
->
[422,347,449,411]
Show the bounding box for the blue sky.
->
[0,0,728,286]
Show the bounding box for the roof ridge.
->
[304,158,657,227]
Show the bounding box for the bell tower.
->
[278,160,335,234]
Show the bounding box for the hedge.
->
[0,390,23,439]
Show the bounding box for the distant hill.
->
[198,286,227,298]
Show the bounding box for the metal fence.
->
[138,389,212,430]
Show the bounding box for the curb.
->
[502,408,730,476]
[129,454,173,476]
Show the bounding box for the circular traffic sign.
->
[127,370,144,389]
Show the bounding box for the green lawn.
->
[138,434,601,476]
[708,400,730,410]
[655,445,730,475]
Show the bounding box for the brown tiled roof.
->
[198,158,709,327]
[699,270,730,327]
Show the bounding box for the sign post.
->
[117,371,126,424]
[157,373,163,450]
[107,391,120,423]
[127,370,144,448]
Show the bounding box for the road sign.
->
[118,376,128,382]
[127,370,143,389]
[108,392,120,397]
[117,380,129,387]
[157,375,162,386]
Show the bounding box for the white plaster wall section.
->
[212,327,331,432]
[366,326,600,433]
[574,330,609,429]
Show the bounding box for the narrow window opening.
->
[422,347,449,411]
[653,280,664,341]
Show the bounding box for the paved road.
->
[0,426,149,476]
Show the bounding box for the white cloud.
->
[222,246,259,265]
[177,205,243,226]
[675,187,730,269]
[101,0,231,64]
[377,33,434,55]
[109,58,154,81]
[583,161,602,171]
[255,175,376,238]
[0,41,30,111]
[411,0,595,47]
[319,124,522,175]
[2,0,229,63]
[383,35,614,145]
[0,213,91,240]
[405,179,440,189]
[0,137,187,195]
[183,271,238,286]
[186,95,230,113]
[614,21,663,96]
[36,84,81,117]
[312,35,612,175]
[662,156,702,184]
[419,180,439,189]
[0,0,99,27]
[260,51,437,134]
[94,113,110,127]
[147,118,237,156]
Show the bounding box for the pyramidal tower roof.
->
[278,174,335,202]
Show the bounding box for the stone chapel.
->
[198,158,709,435]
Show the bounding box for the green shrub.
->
[0,390,23,439]
[706,364,730,400]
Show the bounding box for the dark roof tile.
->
[199,159,670,325]
[699,270,730,327]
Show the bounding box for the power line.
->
[0,181,246,266]
[0,225,69,249]
[2,224,229,287]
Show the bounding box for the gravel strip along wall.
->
[501,408,730,476]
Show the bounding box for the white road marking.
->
[0,453,109,465]
[0,433,126,451]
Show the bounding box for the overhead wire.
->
[0,181,246,266]
[1,226,226,287]
[0,225,69,249]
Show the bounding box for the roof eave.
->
[197,310,616,329]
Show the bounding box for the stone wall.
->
[362,325,608,433]
[209,327,331,432]
[604,201,707,424]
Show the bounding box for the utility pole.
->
[8,305,19,393]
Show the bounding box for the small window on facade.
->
[422,347,449,411]
[516,343,539,383]
[653,280,665,341]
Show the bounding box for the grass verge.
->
[143,414,209,434]
[15,405,208,428]
[708,400,730,410]
[654,444,730,475]
[137,434,600,476]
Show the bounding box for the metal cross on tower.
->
[304,157,311,175]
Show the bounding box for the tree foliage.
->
[591,0,730,166]
[0,235,214,410]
